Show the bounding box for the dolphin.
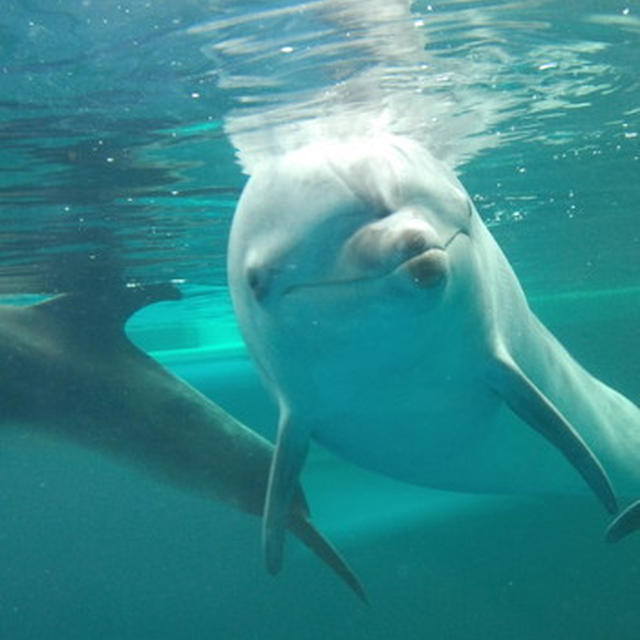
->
[0,282,366,602]
[227,135,640,574]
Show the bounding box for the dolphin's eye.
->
[247,266,260,290]
[247,265,271,302]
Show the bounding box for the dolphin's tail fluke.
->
[288,516,368,604]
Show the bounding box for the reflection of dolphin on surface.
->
[227,135,640,574]
[0,283,365,602]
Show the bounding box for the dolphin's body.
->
[227,135,640,573]
[0,283,365,601]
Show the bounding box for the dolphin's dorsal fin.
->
[485,343,618,515]
[32,282,182,337]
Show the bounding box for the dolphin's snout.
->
[342,216,443,276]
[402,249,448,288]
[393,226,453,289]
[384,224,449,288]
[397,228,436,259]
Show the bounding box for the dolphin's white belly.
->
[290,353,501,487]
[309,377,604,496]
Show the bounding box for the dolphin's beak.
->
[394,228,467,289]
[399,248,448,288]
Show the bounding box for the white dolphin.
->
[227,135,640,574]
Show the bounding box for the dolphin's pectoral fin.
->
[263,412,310,575]
[606,500,640,542]
[486,348,618,515]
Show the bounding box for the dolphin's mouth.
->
[442,228,465,250]
[395,246,447,288]
[283,229,467,296]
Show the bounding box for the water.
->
[1,1,639,638]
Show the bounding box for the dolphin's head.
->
[230,135,473,305]
[227,135,478,387]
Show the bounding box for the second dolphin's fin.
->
[32,282,182,341]
[289,512,368,604]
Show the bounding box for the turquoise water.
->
[1,1,639,638]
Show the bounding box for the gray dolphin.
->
[226,135,639,575]
[0,282,366,602]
